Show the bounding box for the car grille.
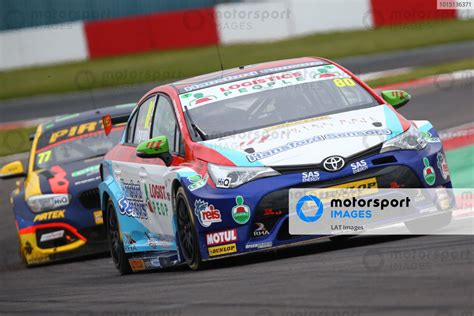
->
[251,165,422,241]
[79,188,101,209]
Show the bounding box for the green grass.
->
[367,58,474,88]
[0,19,474,100]
[446,145,474,188]
[0,127,36,157]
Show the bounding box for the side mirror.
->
[136,136,172,166]
[381,90,411,109]
[0,161,26,179]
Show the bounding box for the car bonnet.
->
[198,104,408,167]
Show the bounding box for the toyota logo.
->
[322,156,345,172]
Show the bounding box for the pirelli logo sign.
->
[208,243,237,257]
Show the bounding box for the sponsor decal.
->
[148,183,170,201]
[330,178,378,189]
[216,177,231,188]
[420,131,441,143]
[39,230,65,242]
[247,129,391,163]
[187,174,209,191]
[144,232,173,249]
[437,152,450,181]
[145,232,159,249]
[48,121,98,144]
[206,229,238,246]
[180,61,325,93]
[188,93,217,107]
[264,116,329,132]
[263,208,283,217]
[144,183,170,216]
[194,200,222,227]
[102,114,113,136]
[422,157,436,186]
[232,196,251,225]
[208,243,237,257]
[118,197,148,220]
[245,241,273,250]
[180,64,343,110]
[147,258,161,268]
[253,223,270,237]
[119,181,148,219]
[33,210,65,222]
[350,160,368,174]
[302,171,320,183]
[129,259,146,271]
[94,210,103,225]
[71,165,100,178]
[124,232,137,252]
[74,176,100,186]
[307,178,378,202]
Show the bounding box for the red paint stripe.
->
[19,223,87,241]
[84,8,218,59]
[442,128,474,150]
[370,0,456,27]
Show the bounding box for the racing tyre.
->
[176,187,203,270]
[17,234,28,266]
[404,211,452,234]
[106,198,132,275]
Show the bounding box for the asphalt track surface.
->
[0,73,473,316]
[0,40,473,123]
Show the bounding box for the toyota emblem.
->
[322,156,345,172]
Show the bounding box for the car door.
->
[111,95,162,252]
[113,94,182,253]
[137,94,182,248]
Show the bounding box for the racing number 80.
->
[333,78,355,87]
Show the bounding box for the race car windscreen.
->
[34,120,124,170]
[179,64,379,139]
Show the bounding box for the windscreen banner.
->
[289,188,473,235]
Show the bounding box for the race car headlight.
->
[26,194,71,213]
[380,125,427,153]
[208,164,280,188]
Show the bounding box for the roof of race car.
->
[41,103,135,131]
[170,57,328,93]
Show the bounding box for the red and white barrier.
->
[0,0,469,70]
[0,22,88,71]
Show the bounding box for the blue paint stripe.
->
[383,106,404,140]
[202,143,264,167]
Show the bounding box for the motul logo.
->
[206,229,237,246]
